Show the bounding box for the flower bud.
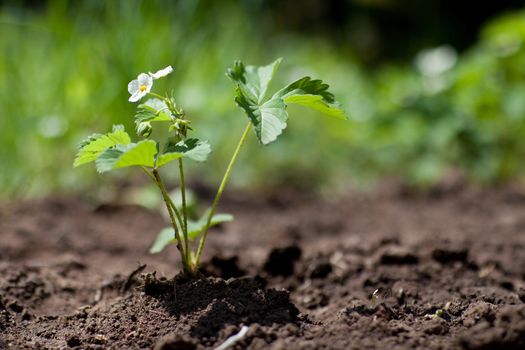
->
[136,121,152,137]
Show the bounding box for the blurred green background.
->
[2,0,525,198]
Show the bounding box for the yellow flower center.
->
[139,84,147,92]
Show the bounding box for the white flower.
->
[149,65,173,80]
[128,73,153,102]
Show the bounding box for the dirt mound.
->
[2,272,299,349]
[144,273,299,341]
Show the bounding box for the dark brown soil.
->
[1,185,525,349]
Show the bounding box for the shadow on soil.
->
[143,273,300,338]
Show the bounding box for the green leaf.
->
[157,138,211,167]
[78,133,102,149]
[149,227,177,254]
[156,152,185,168]
[235,91,288,145]
[149,211,233,254]
[73,125,131,167]
[227,58,282,103]
[187,211,234,240]
[134,98,172,124]
[177,138,211,162]
[228,59,346,145]
[169,188,197,213]
[275,77,347,120]
[95,140,157,173]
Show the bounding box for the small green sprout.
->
[74,59,347,276]
[370,289,380,308]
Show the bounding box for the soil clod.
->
[263,245,302,277]
[432,246,469,264]
[202,256,246,279]
[377,246,419,265]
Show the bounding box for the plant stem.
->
[147,91,167,101]
[165,193,185,238]
[152,169,189,271]
[142,167,185,232]
[178,158,190,265]
[193,122,252,270]
[140,166,157,183]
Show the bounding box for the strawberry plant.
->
[74,59,346,276]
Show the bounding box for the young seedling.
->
[74,59,346,276]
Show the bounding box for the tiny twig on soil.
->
[121,264,147,293]
[213,326,249,350]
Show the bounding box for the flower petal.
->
[129,91,141,102]
[129,90,148,102]
[137,73,153,88]
[149,66,173,79]
[128,79,139,94]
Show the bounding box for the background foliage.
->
[1,0,525,197]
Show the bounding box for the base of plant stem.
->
[143,123,252,275]
[182,263,202,278]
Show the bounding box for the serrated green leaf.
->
[78,133,102,148]
[149,211,233,254]
[275,77,347,120]
[179,139,211,162]
[73,125,131,167]
[135,110,171,124]
[156,151,185,167]
[227,58,282,103]
[228,59,347,145]
[274,76,332,100]
[228,59,287,144]
[111,124,126,132]
[235,91,288,145]
[284,94,347,119]
[95,140,157,173]
[134,98,172,124]
[157,138,211,167]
